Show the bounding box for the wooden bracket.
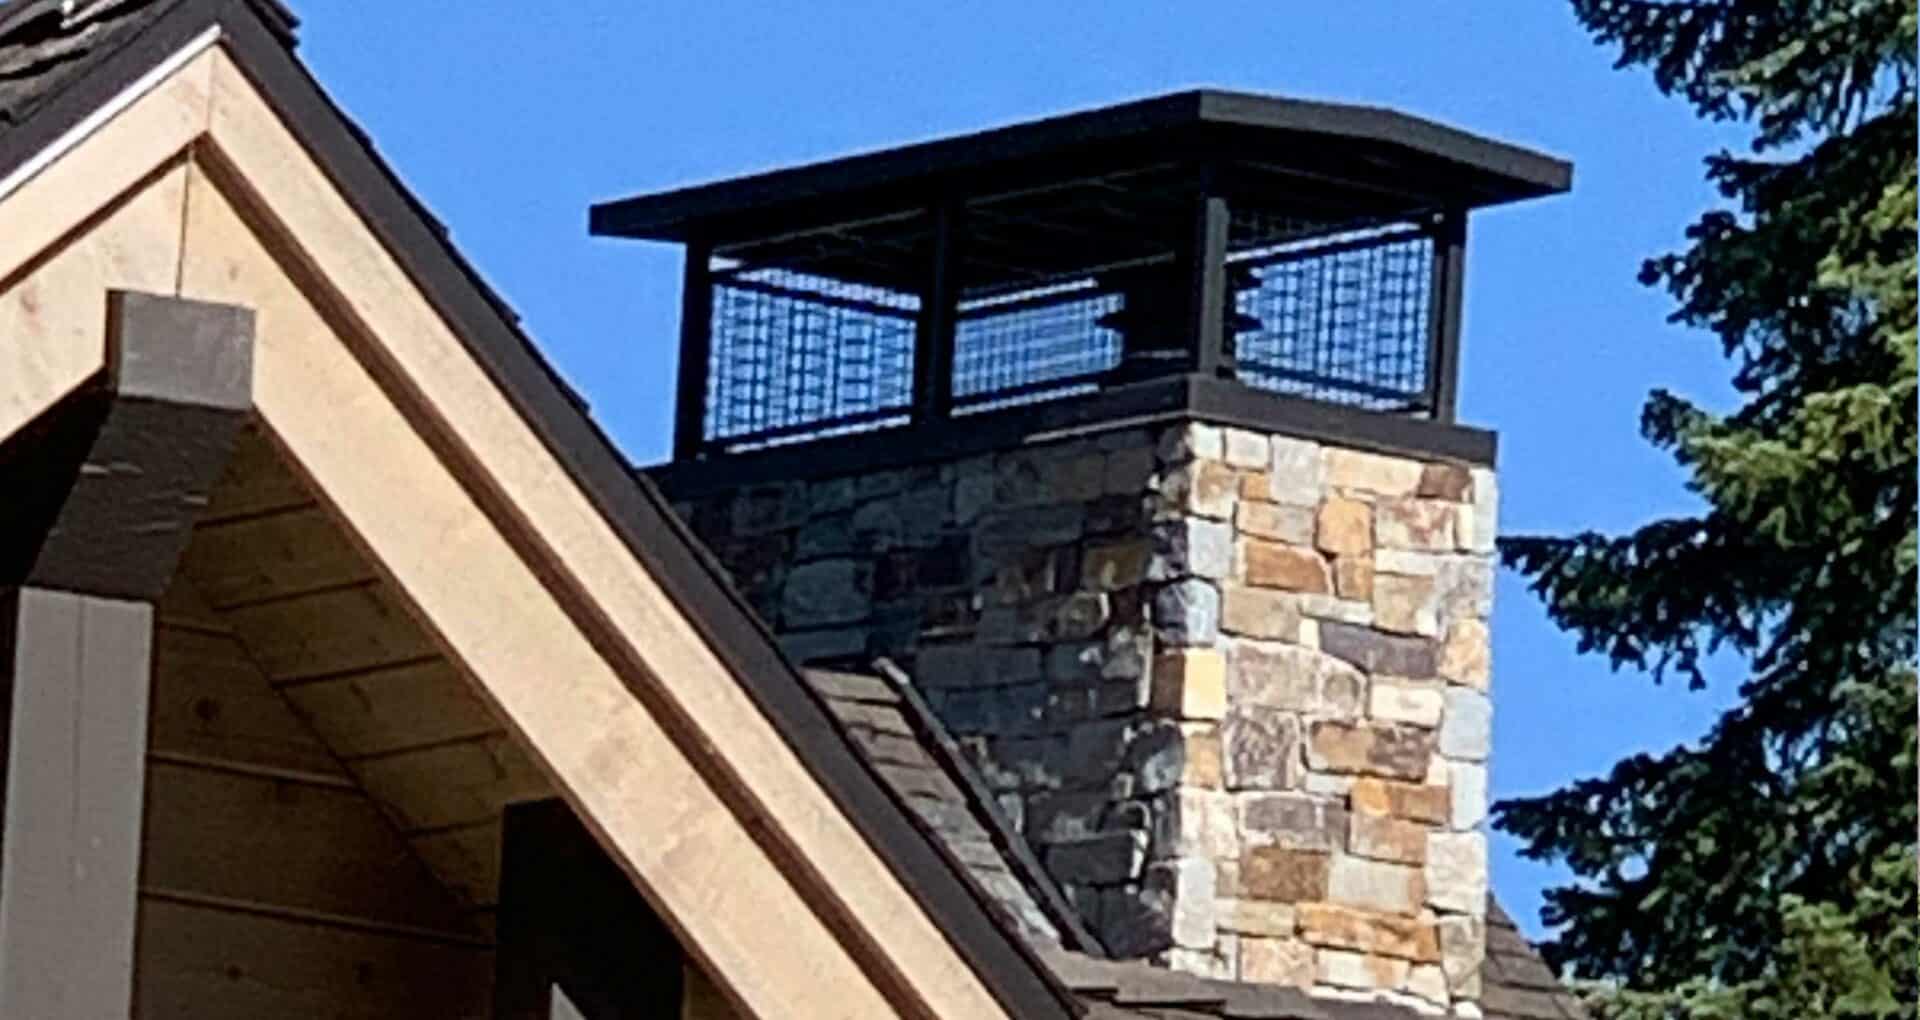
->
[0,289,253,600]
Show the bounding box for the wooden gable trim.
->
[184,16,1072,1020]
[0,44,217,445]
[168,142,915,1020]
[0,13,1076,1018]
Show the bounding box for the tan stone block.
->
[1326,854,1427,916]
[1221,898,1298,937]
[1326,449,1424,495]
[1373,573,1440,636]
[1417,463,1474,501]
[1375,498,1458,551]
[1308,721,1435,781]
[1242,848,1330,902]
[1239,470,1273,502]
[1237,501,1315,544]
[1170,459,1239,519]
[1298,903,1440,962]
[1083,539,1153,591]
[1332,556,1375,601]
[1181,723,1224,789]
[1375,548,1443,576]
[1240,936,1315,987]
[1242,540,1330,593]
[1316,496,1374,556]
[1218,859,1241,898]
[1220,583,1303,640]
[1348,812,1429,865]
[1348,778,1450,825]
[1437,619,1490,690]
[1151,650,1228,720]
[1316,947,1411,990]
[1368,681,1445,728]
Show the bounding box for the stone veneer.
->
[664,420,1496,1016]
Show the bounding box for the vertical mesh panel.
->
[951,280,1125,412]
[705,263,918,446]
[1230,224,1434,411]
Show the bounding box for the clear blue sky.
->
[296,2,1749,936]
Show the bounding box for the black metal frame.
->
[669,183,1469,457]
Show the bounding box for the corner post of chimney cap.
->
[1424,209,1467,424]
[673,238,715,461]
[913,194,963,423]
[1188,159,1232,380]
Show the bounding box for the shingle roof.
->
[1483,902,1588,1020]
[804,662,1099,951]
[0,0,289,129]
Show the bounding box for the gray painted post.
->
[0,590,153,1017]
[0,290,252,1019]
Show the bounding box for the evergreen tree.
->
[1496,2,1916,1017]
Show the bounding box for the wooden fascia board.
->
[181,39,1039,1020]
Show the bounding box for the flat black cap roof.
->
[590,89,1572,250]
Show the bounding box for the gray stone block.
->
[781,559,871,627]
[1027,790,1112,842]
[976,504,1086,558]
[1222,706,1302,791]
[1047,830,1147,886]
[794,513,856,559]
[1149,518,1235,581]
[1151,579,1220,646]
[1239,792,1348,852]
[915,644,1043,688]
[1318,621,1439,677]
[1125,720,1186,794]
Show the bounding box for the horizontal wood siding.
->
[135,898,490,1020]
[138,575,495,1019]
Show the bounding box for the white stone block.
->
[1223,427,1272,469]
[1448,760,1488,831]
[1439,689,1492,762]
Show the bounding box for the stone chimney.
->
[662,418,1496,1013]
[597,89,1565,1018]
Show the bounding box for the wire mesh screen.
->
[951,280,1125,412]
[1230,222,1435,412]
[705,262,918,446]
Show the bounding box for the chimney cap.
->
[589,88,1570,252]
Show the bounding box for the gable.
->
[0,4,1075,1018]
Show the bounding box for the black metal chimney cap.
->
[589,89,1571,251]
